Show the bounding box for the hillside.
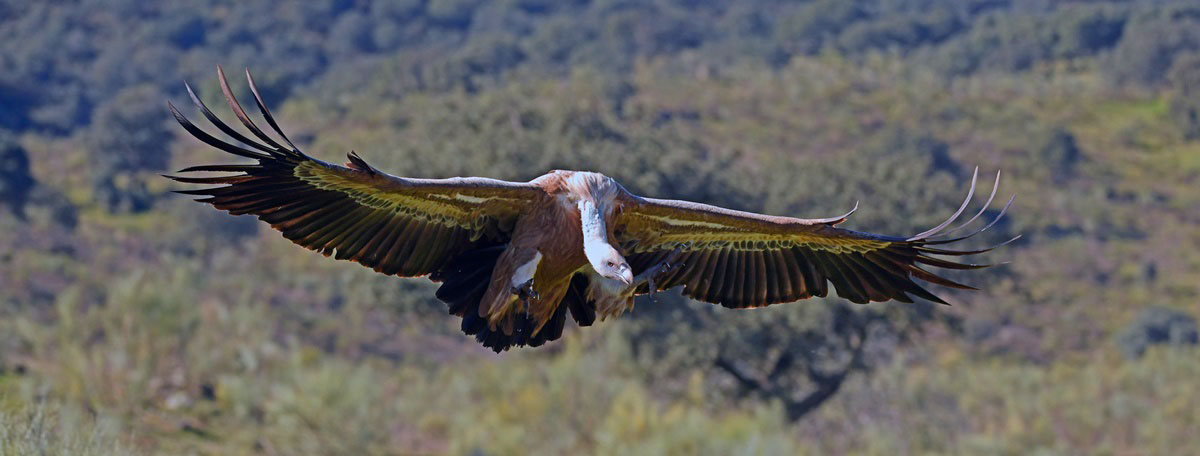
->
[2,1,1199,454]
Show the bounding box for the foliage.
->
[2,0,1200,454]
[0,130,34,217]
[925,4,1128,76]
[1035,128,1083,183]
[1103,4,1200,86]
[86,85,173,212]
[0,402,127,456]
[1116,307,1199,359]
[1168,52,1200,139]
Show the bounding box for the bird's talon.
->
[512,278,538,300]
[511,279,538,316]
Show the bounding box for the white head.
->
[577,196,633,286]
[585,239,633,285]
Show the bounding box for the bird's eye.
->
[607,261,615,267]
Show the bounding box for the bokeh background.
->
[2,0,1199,454]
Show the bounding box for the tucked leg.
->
[635,243,688,294]
[481,248,543,333]
[511,278,540,314]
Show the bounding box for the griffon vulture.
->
[166,67,1016,352]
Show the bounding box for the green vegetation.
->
[0,402,126,456]
[2,0,1198,454]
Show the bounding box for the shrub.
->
[1117,307,1199,360]
[1168,52,1200,139]
[0,130,34,218]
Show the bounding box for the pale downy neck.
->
[577,199,614,267]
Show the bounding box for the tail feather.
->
[565,274,596,326]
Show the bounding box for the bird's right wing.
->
[166,67,544,277]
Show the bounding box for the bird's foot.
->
[511,279,539,315]
[634,243,689,301]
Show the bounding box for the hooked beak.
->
[619,267,634,285]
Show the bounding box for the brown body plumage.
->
[166,67,1017,352]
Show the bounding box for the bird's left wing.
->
[612,170,1016,306]
[166,67,544,278]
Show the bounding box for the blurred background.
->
[2,0,1198,454]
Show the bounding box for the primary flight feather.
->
[166,67,1017,352]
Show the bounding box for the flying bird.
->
[166,67,1016,352]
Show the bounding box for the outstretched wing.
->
[166,66,544,277]
[613,169,1016,306]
